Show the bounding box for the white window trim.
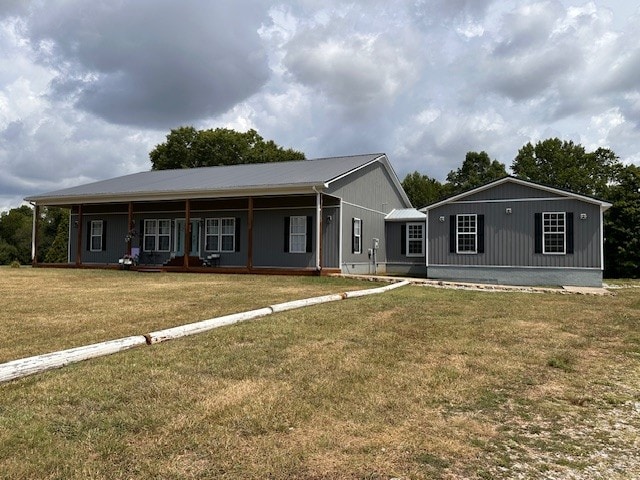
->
[90,220,103,252]
[456,214,477,254]
[205,217,235,253]
[289,215,307,254]
[353,218,362,254]
[143,219,171,252]
[406,222,424,257]
[542,211,566,255]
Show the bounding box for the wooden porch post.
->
[184,199,191,269]
[31,204,40,266]
[127,202,133,256]
[76,205,83,266]
[247,197,253,270]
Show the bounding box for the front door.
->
[175,219,201,257]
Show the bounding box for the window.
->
[221,218,235,252]
[90,220,103,251]
[205,218,219,251]
[205,218,236,252]
[406,223,424,256]
[543,212,565,254]
[144,219,171,252]
[456,214,477,253]
[289,215,307,253]
[352,218,362,254]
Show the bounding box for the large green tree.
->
[512,138,621,198]
[0,205,33,264]
[446,151,507,194]
[150,127,305,170]
[401,171,446,208]
[604,164,640,278]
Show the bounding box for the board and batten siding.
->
[327,160,407,273]
[428,199,602,269]
[460,181,564,202]
[326,161,407,213]
[69,212,129,264]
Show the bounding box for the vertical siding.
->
[327,161,407,212]
[252,208,315,268]
[70,212,128,264]
[341,203,387,266]
[322,206,339,268]
[463,182,563,201]
[428,199,602,268]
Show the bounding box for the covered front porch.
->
[30,193,342,275]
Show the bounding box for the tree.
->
[401,171,446,208]
[512,138,621,198]
[604,164,640,278]
[44,210,70,263]
[150,127,305,170]
[0,206,33,264]
[446,151,507,194]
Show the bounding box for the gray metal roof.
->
[26,153,395,204]
[385,208,426,221]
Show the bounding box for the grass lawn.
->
[1,269,639,479]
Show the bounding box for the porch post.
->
[184,199,191,268]
[247,197,254,270]
[316,191,322,271]
[31,204,40,266]
[127,202,133,256]
[76,204,83,266]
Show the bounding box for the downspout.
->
[313,186,322,272]
[600,206,605,273]
[425,212,429,278]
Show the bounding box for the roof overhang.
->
[25,183,327,207]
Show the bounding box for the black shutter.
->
[140,220,144,249]
[566,212,574,254]
[449,215,456,253]
[534,213,542,254]
[86,221,91,251]
[477,215,484,254]
[235,217,241,252]
[284,217,290,252]
[401,224,406,255]
[306,216,313,253]
[102,221,107,251]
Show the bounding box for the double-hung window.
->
[144,219,171,252]
[406,222,424,256]
[456,214,477,253]
[352,218,362,254]
[90,220,103,251]
[543,212,565,254]
[289,216,307,253]
[205,218,236,252]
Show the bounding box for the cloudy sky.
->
[1,0,639,211]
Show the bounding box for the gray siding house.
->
[25,154,411,275]
[420,176,611,287]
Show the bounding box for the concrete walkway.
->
[336,274,613,296]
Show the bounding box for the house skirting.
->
[426,265,603,288]
[385,262,427,277]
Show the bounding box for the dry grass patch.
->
[0,271,639,478]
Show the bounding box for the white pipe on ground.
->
[0,280,409,383]
[0,336,147,383]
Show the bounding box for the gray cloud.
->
[22,0,272,128]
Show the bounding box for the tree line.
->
[1,128,637,277]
